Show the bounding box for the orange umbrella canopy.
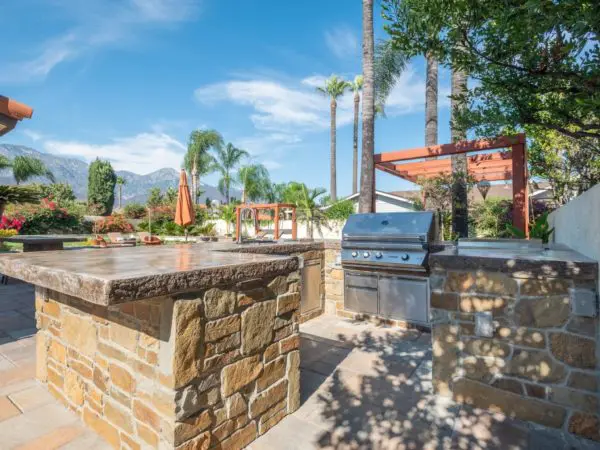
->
[174,170,195,227]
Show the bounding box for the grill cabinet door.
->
[344,272,378,315]
[378,275,429,323]
[301,259,322,314]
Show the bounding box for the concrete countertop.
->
[430,245,598,279]
[0,242,327,305]
[0,235,89,243]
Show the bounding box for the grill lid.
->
[342,212,436,243]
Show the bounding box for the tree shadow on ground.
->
[300,321,533,450]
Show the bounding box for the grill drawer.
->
[344,272,378,315]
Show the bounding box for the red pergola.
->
[374,134,529,235]
[236,203,297,241]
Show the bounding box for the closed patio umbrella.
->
[175,170,195,239]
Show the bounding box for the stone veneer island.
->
[428,245,600,442]
[0,244,306,450]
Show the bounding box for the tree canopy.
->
[382,0,600,144]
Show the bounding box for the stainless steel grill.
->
[341,212,437,326]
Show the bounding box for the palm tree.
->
[359,0,375,213]
[451,67,469,237]
[213,143,249,203]
[283,182,327,238]
[350,75,364,195]
[219,204,237,235]
[237,164,270,203]
[316,75,350,202]
[425,53,438,146]
[183,129,223,204]
[116,177,126,209]
[0,155,55,185]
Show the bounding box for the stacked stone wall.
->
[430,268,599,442]
[35,270,301,449]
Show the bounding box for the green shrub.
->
[123,202,147,219]
[324,200,355,221]
[33,183,76,206]
[88,159,116,216]
[469,198,513,238]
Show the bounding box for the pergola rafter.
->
[374,134,529,235]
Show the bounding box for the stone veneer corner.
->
[429,266,600,442]
[35,269,302,449]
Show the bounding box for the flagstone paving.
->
[1,280,599,449]
[0,281,110,450]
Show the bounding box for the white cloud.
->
[43,132,186,174]
[325,26,359,59]
[21,129,46,142]
[1,0,199,83]
[236,133,302,156]
[195,77,354,133]
[261,160,283,170]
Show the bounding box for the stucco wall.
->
[549,183,600,290]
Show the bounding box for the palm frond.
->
[11,156,54,184]
[0,185,42,205]
[374,39,408,107]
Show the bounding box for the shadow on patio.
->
[249,315,580,450]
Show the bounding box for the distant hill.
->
[0,144,235,205]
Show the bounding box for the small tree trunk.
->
[118,186,123,209]
[359,0,375,213]
[451,66,469,238]
[352,93,360,194]
[191,164,198,205]
[330,99,337,202]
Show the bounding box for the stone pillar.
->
[429,267,599,442]
[34,270,302,449]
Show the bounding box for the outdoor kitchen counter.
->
[430,244,598,279]
[0,243,305,305]
[429,242,600,443]
[3,240,316,449]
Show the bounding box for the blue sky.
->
[2,0,454,196]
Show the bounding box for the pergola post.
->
[512,142,529,237]
[291,208,297,240]
[274,205,280,240]
[235,206,241,241]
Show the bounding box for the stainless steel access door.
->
[344,271,378,315]
[378,275,429,324]
[301,259,322,314]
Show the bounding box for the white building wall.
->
[549,183,600,290]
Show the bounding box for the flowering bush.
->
[94,214,134,233]
[7,197,92,235]
[0,215,24,232]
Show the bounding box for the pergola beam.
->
[374,134,529,236]
[375,134,525,163]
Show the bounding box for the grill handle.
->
[343,233,427,242]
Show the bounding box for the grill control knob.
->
[351,251,358,258]
[363,252,370,258]
[401,254,410,261]
[375,252,383,259]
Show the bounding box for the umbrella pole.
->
[148,208,152,239]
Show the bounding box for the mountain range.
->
[0,144,234,205]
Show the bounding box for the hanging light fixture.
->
[477,178,491,200]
